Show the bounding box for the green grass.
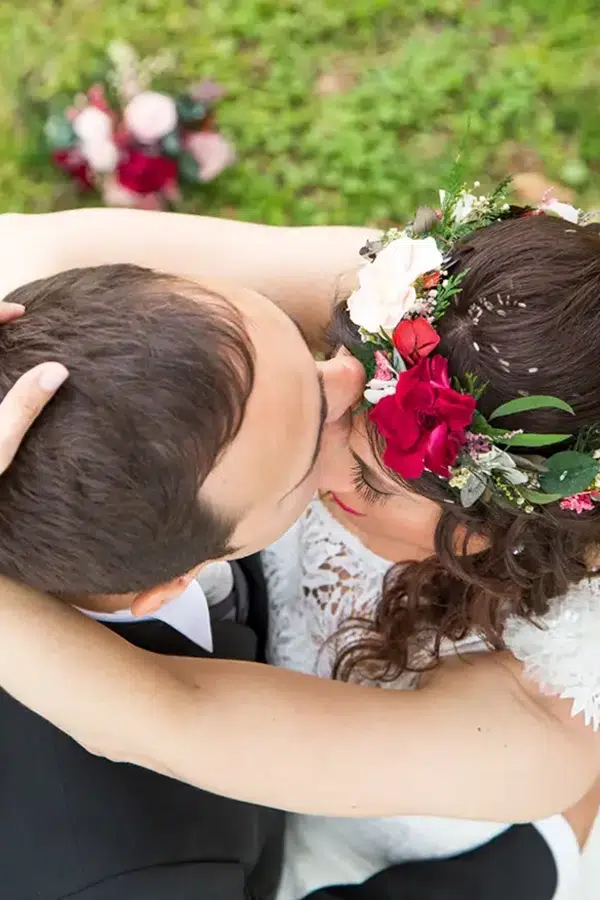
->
[0,0,599,225]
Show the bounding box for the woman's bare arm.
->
[0,211,377,348]
[0,579,597,823]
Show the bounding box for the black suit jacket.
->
[0,556,284,900]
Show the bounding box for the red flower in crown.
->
[369,354,476,479]
[393,316,440,365]
[422,271,441,289]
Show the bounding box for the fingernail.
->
[39,364,69,392]
[7,303,25,314]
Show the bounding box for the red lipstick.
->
[330,492,364,517]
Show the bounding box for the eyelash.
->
[350,463,391,507]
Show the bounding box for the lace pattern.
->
[265,499,484,688]
[266,499,600,730]
[504,576,600,730]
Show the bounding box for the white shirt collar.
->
[80,578,213,652]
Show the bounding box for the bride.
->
[263,189,600,897]
[0,180,600,899]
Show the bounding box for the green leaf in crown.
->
[349,340,381,382]
[539,451,600,498]
[489,396,575,420]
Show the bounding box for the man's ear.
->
[130,567,201,618]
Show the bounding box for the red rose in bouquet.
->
[117,149,178,195]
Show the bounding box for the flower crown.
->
[347,176,600,515]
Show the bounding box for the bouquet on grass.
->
[44,42,235,210]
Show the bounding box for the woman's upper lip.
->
[330,492,364,516]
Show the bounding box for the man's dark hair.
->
[0,264,255,596]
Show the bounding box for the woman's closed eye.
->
[350,459,395,506]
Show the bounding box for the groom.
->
[0,265,561,900]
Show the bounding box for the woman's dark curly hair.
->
[327,212,600,682]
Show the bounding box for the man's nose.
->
[316,353,364,424]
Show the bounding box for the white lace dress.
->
[264,498,595,900]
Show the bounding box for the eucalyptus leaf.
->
[176,94,207,123]
[489,395,575,421]
[509,454,549,473]
[178,151,200,183]
[539,451,600,497]
[44,113,76,150]
[500,433,571,448]
[460,473,487,508]
[161,131,181,157]
[392,349,407,373]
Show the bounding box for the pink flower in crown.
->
[363,351,398,405]
[466,432,493,455]
[560,491,600,514]
[373,350,394,381]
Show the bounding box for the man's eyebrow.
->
[282,372,328,499]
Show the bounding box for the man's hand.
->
[0,300,68,473]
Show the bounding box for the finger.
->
[0,302,25,325]
[0,362,69,474]
[317,354,365,423]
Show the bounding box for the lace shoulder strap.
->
[503,577,600,730]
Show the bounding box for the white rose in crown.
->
[347,236,443,334]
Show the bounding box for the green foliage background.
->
[0,0,598,224]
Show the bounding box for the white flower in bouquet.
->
[124,91,178,144]
[81,139,119,173]
[73,107,113,144]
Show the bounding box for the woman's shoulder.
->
[503,576,600,730]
